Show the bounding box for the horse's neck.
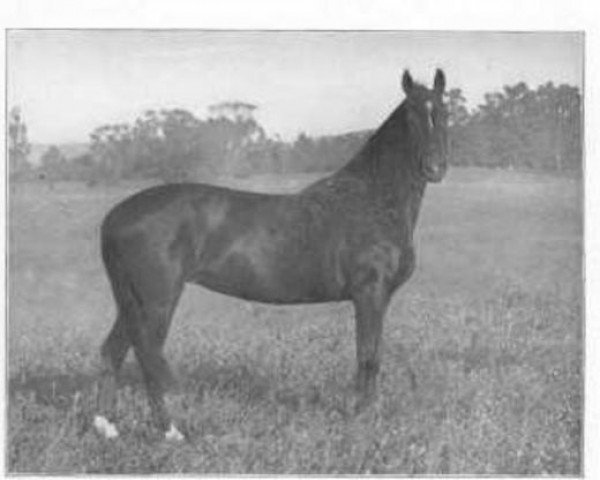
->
[334,110,427,222]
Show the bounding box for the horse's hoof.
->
[165,423,185,442]
[93,415,119,439]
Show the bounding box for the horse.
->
[94,69,449,441]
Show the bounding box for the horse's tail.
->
[101,229,144,335]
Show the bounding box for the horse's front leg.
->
[351,275,391,407]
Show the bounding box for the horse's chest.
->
[345,228,416,293]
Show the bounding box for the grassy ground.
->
[7,167,583,474]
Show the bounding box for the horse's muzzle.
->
[422,161,447,183]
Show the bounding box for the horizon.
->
[8,30,583,146]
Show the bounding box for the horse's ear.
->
[402,70,414,95]
[434,69,446,95]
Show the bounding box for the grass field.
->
[7,167,583,474]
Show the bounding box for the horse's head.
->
[401,69,449,183]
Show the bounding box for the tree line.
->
[9,80,582,185]
[446,82,581,170]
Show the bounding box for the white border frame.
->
[1,1,596,479]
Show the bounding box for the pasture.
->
[7,167,582,474]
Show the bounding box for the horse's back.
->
[102,183,276,234]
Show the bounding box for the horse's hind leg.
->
[129,286,184,440]
[95,314,131,438]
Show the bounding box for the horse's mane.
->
[340,84,429,182]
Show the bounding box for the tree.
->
[539,83,582,171]
[445,89,471,166]
[206,101,266,175]
[208,101,258,122]
[446,88,469,127]
[448,81,581,171]
[89,123,135,183]
[9,107,32,178]
[154,109,205,181]
[40,145,67,184]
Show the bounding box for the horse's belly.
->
[190,248,341,304]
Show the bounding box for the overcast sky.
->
[8,30,583,145]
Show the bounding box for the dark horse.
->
[94,69,449,440]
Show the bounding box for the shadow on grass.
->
[8,363,145,410]
[9,357,354,417]
[10,372,98,409]
[178,358,354,415]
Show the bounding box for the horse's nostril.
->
[423,161,446,182]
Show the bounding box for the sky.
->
[7,30,583,145]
